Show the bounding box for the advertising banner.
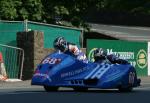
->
[148,42,150,76]
[87,39,148,76]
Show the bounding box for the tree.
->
[1,0,150,30]
[0,0,21,20]
[42,0,100,30]
[97,0,150,14]
[0,0,44,21]
[19,0,44,21]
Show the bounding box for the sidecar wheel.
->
[44,86,59,92]
[73,87,88,92]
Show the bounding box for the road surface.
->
[0,77,150,103]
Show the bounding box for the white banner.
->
[148,42,150,76]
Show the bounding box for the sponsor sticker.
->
[136,49,147,69]
[88,48,97,62]
[61,67,88,78]
[34,73,52,82]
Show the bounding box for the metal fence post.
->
[24,19,28,32]
[0,44,24,80]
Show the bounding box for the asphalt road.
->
[0,87,150,103]
[0,77,150,103]
[90,23,150,36]
[90,23,150,41]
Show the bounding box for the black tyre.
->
[44,86,59,92]
[118,86,133,92]
[73,87,88,92]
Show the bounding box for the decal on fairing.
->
[85,63,110,79]
[61,67,88,78]
[33,73,52,82]
[42,57,61,65]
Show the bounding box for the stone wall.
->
[17,31,54,80]
[17,30,86,80]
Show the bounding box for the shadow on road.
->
[12,88,142,94]
[0,88,149,103]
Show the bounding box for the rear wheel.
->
[44,86,59,92]
[73,87,88,92]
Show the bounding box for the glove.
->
[117,59,128,64]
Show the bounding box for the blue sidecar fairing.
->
[31,52,141,91]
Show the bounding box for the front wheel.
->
[118,86,133,92]
[44,86,59,92]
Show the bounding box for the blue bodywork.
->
[31,52,141,90]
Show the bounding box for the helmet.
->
[93,48,107,62]
[53,37,67,52]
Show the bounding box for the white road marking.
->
[0,92,39,95]
[141,83,150,85]
[135,86,150,90]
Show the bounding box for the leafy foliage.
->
[0,0,21,20]
[0,0,150,30]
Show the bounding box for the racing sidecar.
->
[31,51,141,92]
